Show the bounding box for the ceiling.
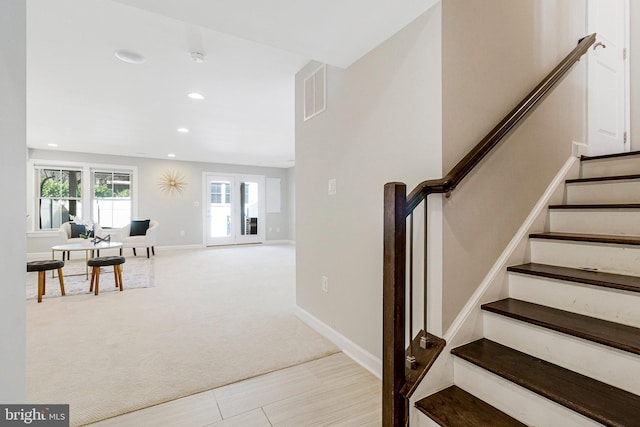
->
[27,0,437,168]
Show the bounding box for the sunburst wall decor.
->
[159,170,188,195]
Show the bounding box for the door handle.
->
[593,42,606,51]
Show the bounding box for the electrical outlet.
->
[321,276,329,293]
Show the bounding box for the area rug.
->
[26,245,338,426]
[26,256,154,300]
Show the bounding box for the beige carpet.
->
[26,245,338,426]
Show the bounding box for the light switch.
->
[321,276,329,292]
[328,178,337,195]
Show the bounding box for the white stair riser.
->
[508,273,640,328]
[453,358,602,427]
[549,209,640,235]
[581,157,640,179]
[566,180,640,204]
[530,239,640,276]
[484,312,640,395]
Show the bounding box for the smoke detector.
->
[190,52,205,63]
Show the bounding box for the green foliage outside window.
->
[38,168,81,229]
[39,169,81,198]
[94,184,130,198]
[40,179,65,198]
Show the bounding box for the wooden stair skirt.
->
[414,151,640,426]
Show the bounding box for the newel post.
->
[383,182,407,427]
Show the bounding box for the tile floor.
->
[89,352,381,426]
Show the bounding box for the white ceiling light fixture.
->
[190,52,205,63]
[177,127,190,133]
[47,143,58,147]
[167,153,176,158]
[187,92,205,100]
[114,49,146,64]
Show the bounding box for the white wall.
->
[295,5,442,359]
[287,167,296,241]
[27,150,294,253]
[631,1,640,151]
[440,0,588,331]
[0,0,26,402]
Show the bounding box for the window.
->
[37,168,82,230]
[210,183,231,204]
[30,162,136,232]
[210,183,222,204]
[92,171,132,228]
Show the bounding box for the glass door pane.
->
[240,182,259,236]
[206,177,234,245]
[236,175,264,244]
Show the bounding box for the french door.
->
[204,174,265,246]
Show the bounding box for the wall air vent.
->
[303,64,326,121]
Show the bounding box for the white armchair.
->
[57,222,103,260]
[118,220,159,258]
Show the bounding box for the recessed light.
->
[114,50,145,64]
[177,128,190,133]
[187,92,205,100]
[168,154,176,158]
[47,143,58,147]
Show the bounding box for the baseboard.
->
[156,244,206,251]
[30,243,291,259]
[264,240,295,245]
[295,306,382,379]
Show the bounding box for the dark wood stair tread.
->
[451,339,640,426]
[416,385,526,427]
[482,298,640,355]
[507,263,640,294]
[548,203,640,210]
[566,173,640,184]
[529,231,640,246]
[581,151,640,162]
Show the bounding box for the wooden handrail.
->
[406,33,596,213]
[383,34,596,427]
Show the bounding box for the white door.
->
[205,174,265,246]
[235,176,264,245]
[205,175,235,246]
[587,0,629,156]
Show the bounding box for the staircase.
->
[415,151,640,426]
